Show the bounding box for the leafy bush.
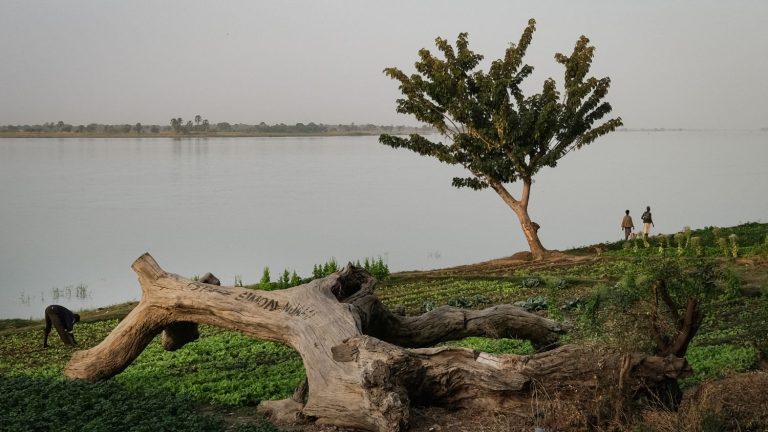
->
[312,258,338,279]
[259,267,271,288]
[360,257,390,281]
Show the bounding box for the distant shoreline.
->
[0,131,406,139]
[1,128,763,139]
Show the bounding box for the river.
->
[1,131,766,319]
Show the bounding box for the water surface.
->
[1,132,766,319]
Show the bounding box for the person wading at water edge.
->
[43,304,80,348]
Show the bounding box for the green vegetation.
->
[1,222,765,430]
[247,256,390,292]
[0,121,433,138]
[0,376,278,432]
[438,337,534,355]
[0,321,286,431]
[574,222,768,258]
[380,19,622,259]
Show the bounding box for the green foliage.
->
[573,294,602,334]
[380,21,622,189]
[438,337,534,355]
[290,270,302,286]
[763,234,768,257]
[675,232,686,255]
[117,328,304,406]
[312,258,339,279]
[0,376,277,432]
[377,278,522,314]
[0,322,305,407]
[577,258,727,355]
[681,344,758,387]
[247,256,389,291]
[380,21,621,256]
[521,277,541,288]
[717,237,730,257]
[513,296,548,311]
[361,256,390,281]
[0,321,293,430]
[595,223,768,258]
[728,234,739,258]
[259,267,271,288]
[690,236,703,256]
[721,267,741,299]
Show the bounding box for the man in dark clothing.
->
[641,206,655,237]
[43,304,80,348]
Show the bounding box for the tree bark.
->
[488,179,547,260]
[65,253,690,431]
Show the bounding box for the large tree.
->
[380,19,622,259]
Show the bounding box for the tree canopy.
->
[380,18,623,258]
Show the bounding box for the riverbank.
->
[2,223,767,431]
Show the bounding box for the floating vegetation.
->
[16,283,92,306]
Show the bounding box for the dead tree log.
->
[65,253,690,432]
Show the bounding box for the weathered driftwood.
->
[65,253,690,432]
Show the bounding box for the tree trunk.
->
[515,208,547,260]
[64,253,690,431]
[488,179,548,260]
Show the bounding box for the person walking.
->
[43,304,80,348]
[641,206,654,237]
[621,209,635,240]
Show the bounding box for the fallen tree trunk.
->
[65,253,690,431]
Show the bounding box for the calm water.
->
[1,132,766,319]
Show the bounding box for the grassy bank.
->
[1,222,766,431]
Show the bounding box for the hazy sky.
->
[1,0,766,129]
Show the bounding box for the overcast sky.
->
[1,0,766,129]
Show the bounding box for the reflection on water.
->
[18,283,91,306]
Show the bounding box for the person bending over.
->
[43,304,80,348]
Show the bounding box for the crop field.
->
[1,222,766,431]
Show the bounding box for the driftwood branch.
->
[65,253,690,432]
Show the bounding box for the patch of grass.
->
[438,337,534,355]
[117,326,304,405]
[681,344,758,388]
[0,376,277,432]
[0,321,305,407]
[377,278,525,314]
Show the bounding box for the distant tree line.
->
[168,115,432,135]
[0,121,160,134]
[0,118,433,136]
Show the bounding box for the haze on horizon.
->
[1,0,766,130]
